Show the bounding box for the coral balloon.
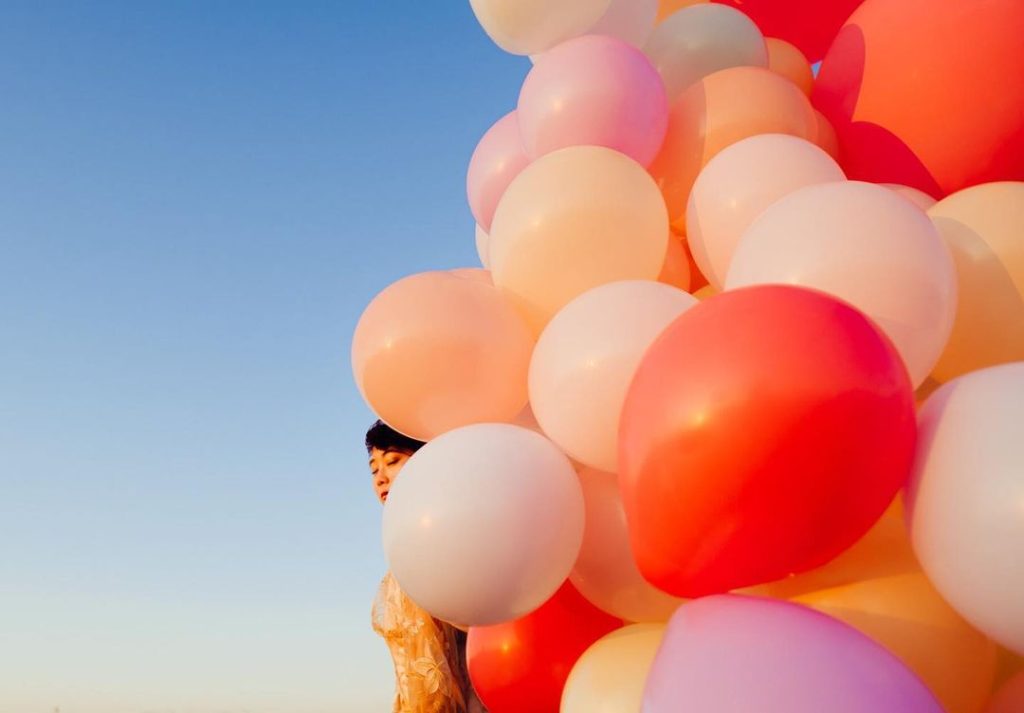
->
[468,0,611,56]
[518,35,668,166]
[928,182,1024,382]
[587,0,658,47]
[351,271,533,440]
[643,4,767,102]
[686,134,844,289]
[530,280,696,472]
[813,0,1024,197]
[649,66,816,229]
[619,286,916,597]
[383,424,584,626]
[490,146,669,334]
[987,672,1024,713]
[795,573,998,713]
[766,37,813,95]
[562,624,666,713]
[657,236,691,291]
[645,595,943,713]
[713,0,867,61]
[467,581,621,713]
[467,111,530,232]
[908,363,1024,655]
[726,181,957,386]
[884,184,937,211]
[571,468,684,622]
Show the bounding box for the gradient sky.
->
[0,3,527,711]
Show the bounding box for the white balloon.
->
[907,362,1024,655]
[725,181,957,387]
[530,280,697,472]
[469,0,611,56]
[383,423,584,626]
[587,0,658,48]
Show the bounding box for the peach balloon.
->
[490,146,669,334]
[644,4,767,102]
[587,0,658,48]
[468,0,611,56]
[766,37,813,96]
[351,271,533,440]
[530,280,697,472]
[562,623,667,713]
[657,236,691,291]
[571,468,685,622]
[726,181,957,386]
[927,182,1024,382]
[518,34,668,166]
[987,672,1024,713]
[795,573,998,713]
[742,500,918,601]
[814,109,840,159]
[656,0,708,23]
[649,66,817,229]
[467,111,530,232]
[686,134,845,289]
[884,184,938,211]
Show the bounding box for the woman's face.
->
[369,448,412,504]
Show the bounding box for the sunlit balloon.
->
[469,0,611,55]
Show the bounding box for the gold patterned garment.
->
[372,572,471,713]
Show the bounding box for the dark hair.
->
[365,420,426,455]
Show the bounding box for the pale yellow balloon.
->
[687,134,844,289]
[469,0,611,56]
[644,4,768,102]
[490,146,669,334]
[570,468,685,621]
[766,38,814,96]
[795,573,998,713]
[884,183,938,211]
[927,182,1024,382]
[693,284,717,301]
[562,623,667,713]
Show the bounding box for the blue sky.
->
[0,3,526,711]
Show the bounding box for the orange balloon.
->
[987,671,1024,713]
[352,271,533,440]
[650,66,817,227]
[766,38,813,96]
[814,109,839,159]
[795,573,998,713]
[813,0,1024,197]
[656,0,708,22]
[657,237,692,291]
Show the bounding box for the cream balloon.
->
[571,468,684,622]
[907,363,1024,655]
[468,0,611,56]
[475,224,490,269]
[490,146,669,334]
[686,134,845,289]
[562,623,666,713]
[383,424,584,627]
[884,184,938,211]
[587,0,658,48]
[530,280,697,471]
[726,181,957,386]
[644,3,767,101]
[927,182,1024,382]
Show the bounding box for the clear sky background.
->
[0,2,526,711]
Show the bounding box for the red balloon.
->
[467,581,621,713]
[713,0,865,61]
[812,0,1024,197]
[618,285,916,598]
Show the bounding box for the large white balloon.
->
[530,280,697,472]
[469,0,611,56]
[383,423,584,626]
[726,181,957,387]
[907,362,1024,655]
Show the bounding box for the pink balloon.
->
[518,34,668,166]
[644,596,944,713]
[467,112,531,232]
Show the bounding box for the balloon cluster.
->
[352,0,1024,711]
